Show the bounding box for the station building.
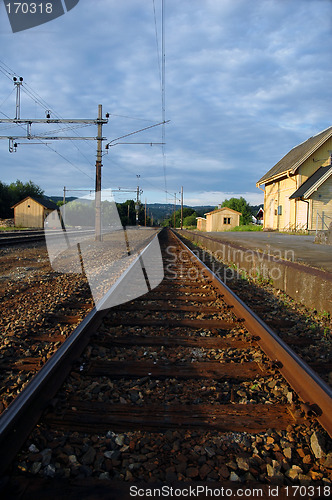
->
[257,126,332,232]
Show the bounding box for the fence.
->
[315,212,332,234]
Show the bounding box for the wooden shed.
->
[204,207,241,232]
[12,196,58,228]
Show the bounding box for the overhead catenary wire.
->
[152,0,162,88]
[0,68,99,173]
[0,60,99,166]
[0,5,171,200]
[0,106,95,182]
[0,88,15,110]
[161,0,167,204]
[0,61,16,81]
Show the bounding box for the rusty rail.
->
[0,230,162,476]
[173,229,332,436]
[0,227,332,480]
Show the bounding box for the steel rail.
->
[0,230,162,476]
[172,229,332,437]
[0,229,95,247]
[0,233,46,246]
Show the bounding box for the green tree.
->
[221,197,252,225]
[162,207,197,228]
[8,179,44,206]
[183,214,197,227]
[115,200,152,227]
[0,179,44,218]
[0,181,12,218]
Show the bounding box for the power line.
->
[161,0,167,203]
[0,63,98,171]
[43,143,95,182]
[0,108,95,182]
[110,113,155,122]
[152,0,162,88]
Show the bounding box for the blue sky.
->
[0,0,331,207]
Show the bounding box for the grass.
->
[226,224,263,232]
[182,224,263,232]
[0,226,30,231]
[279,230,309,236]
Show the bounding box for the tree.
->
[162,207,197,228]
[183,214,197,227]
[0,179,44,218]
[221,197,252,225]
[8,180,44,206]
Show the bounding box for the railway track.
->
[0,228,331,499]
[0,231,46,246]
[0,229,96,247]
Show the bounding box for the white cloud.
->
[0,0,331,208]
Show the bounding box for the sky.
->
[0,0,331,208]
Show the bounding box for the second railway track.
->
[0,228,331,499]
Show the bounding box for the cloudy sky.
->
[0,0,331,207]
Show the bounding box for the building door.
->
[296,200,307,229]
[283,198,290,229]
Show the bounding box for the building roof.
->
[204,207,242,216]
[11,196,58,210]
[289,165,332,200]
[256,126,332,186]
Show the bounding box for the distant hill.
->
[146,203,216,221]
[45,197,217,222]
[191,206,216,217]
[46,196,77,204]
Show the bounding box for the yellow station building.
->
[257,126,332,232]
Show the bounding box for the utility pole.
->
[135,175,140,225]
[63,186,66,226]
[13,76,23,120]
[145,198,147,227]
[0,78,108,238]
[180,186,183,230]
[174,193,176,229]
[95,104,103,241]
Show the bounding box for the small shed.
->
[12,196,58,228]
[196,217,206,231]
[205,207,241,232]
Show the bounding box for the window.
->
[277,205,282,215]
[223,217,231,224]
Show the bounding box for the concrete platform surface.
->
[194,231,332,273]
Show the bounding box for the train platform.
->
[179,229,332,314]
[189,230,332,273]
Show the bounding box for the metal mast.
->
[0,79,108,239]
